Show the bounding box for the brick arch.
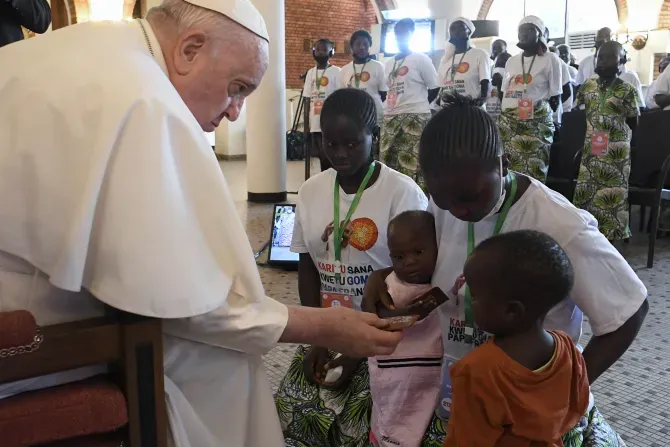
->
[477,0,628,25]
[659,0,670,29]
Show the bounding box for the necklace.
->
[137,19,154,57]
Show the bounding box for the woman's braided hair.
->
[419,93,501,173]
[320,88,378,134]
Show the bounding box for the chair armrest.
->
[0,318,120,385]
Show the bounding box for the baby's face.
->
[388,226,438,285]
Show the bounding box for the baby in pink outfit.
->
[367,210,443,447]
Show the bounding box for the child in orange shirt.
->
[444,230,590,447]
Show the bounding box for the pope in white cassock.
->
[0,0,403,445]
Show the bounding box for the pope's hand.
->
[317,307,402,358]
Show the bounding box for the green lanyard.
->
[463,173,518,343]
[450,49,469,84]
[388,56,407,85]
[315,64,331,92]
[353,62,368,88]
[598,79,616,109]
[333,162,377,272]
[521,55,536,94]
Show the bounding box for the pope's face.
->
[169,26,269,132]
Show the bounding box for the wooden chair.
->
[0,309,168,447]
[628,110,670,268]
[546,110,587,202]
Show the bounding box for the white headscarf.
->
[442,17,477,68]
[519,15,548,53]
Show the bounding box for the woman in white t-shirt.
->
[499,16,562,183]
[339,30,388,129]
[275,88,428,446]
[381,18,439,191]
[434,17,490,107]
[365,95,648,445]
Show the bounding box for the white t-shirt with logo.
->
[303,65,342,133]
[291,163,428,310]
[576,54,595,85]
[435,47,491,104]
[501,52,563,111]
[340,60,388,122]
[384,52,438,116]
[620,67,645,108]
[430,177,647,358]
[554,57,573,124]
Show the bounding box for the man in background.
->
[0,0,51,47]
[557,44,578,82]
[646,55,670,109]
[576,27,611,85]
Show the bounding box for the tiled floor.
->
[221,159,670,447]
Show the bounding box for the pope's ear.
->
[173,31,207,75]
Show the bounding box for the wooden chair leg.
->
[640,205,647,232]
[119,314,168,447]
[648,203,660,268]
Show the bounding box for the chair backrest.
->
[630,110,670,188]
[0,311,167,447]
[549,109,587,180]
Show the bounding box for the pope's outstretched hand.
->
[282,306,402,358]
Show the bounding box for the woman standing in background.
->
[498,16,562,183]
[434,17,490,107]
[381,18,439,191]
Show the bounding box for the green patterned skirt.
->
[275,346,625,446]
[573,139,632,241]
[380,113,432,191]
[498,101,554,183]
[276,345,445,447]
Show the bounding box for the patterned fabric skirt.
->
[275,348,625,447]
[275,345,446,447]
[573,139,632,241]
[380,113,432,191]
[498,101,555,183]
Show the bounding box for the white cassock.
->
[0,13,287,447]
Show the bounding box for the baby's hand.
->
[361,268,394,314]
[406,287,449,320]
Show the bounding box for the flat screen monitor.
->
[268,204,300,266]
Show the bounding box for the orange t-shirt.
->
[443,331,589,447]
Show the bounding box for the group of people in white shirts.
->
[300,16,655,190]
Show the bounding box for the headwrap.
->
[185,0,269,42]
[519,15,547,54]
[442,17,477,69]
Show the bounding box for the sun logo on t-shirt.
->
[396,66,409,77]
[359,72,371,82]
[319,77,330,87]
[348,218,379,251]
[457,62,470,74]
[514,74,533,85]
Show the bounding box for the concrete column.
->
[245,0,287,203]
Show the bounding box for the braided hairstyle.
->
[419,93,501,175]
[320,88,378,135]
[350,30,373,48]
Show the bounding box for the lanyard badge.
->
[463,173,518,344]
[333,162,377,280]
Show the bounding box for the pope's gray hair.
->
[146,0,231,35]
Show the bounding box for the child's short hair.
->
[466,230,574,317]
[388,210,435,235]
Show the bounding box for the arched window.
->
[486,0,618,43]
